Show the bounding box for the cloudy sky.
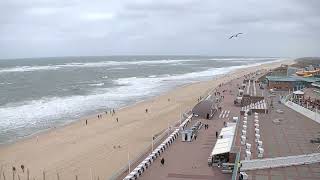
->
[0,0,319,59]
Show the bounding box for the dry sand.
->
[0,59,293,180]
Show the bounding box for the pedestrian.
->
[105,111,108,115]
[86,119,88,125]
[216,131,218,138]
[194,135,197,140]
[161,158,165,166]
[116,118,118,122]
[113,109,115,114]
[145,108,148,113]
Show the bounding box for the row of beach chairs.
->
[123,115,193,180]
[123,128,180,180]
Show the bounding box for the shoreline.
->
[0,58,285,146]
[0,59,294,180]
[0,73,226,147]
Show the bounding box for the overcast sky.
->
[0,0,319,59]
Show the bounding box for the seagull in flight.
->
[229,33,243,39]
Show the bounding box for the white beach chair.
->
[255,128,260,134]
[242,130,247,136]
[243,125,247,130]
[246,143,251,150]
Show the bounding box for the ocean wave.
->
[0,57,279,74]
[0,81,152,130]
[0,65,60,73]
[89,83,104,87]
[208,57,279,61]
[0,82,13,85]
[114,58,284,97]
[0,59,196,73]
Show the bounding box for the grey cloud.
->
[0,0,319,59]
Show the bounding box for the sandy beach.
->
[0,59,293,180]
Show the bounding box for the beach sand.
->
[0,59,293,180]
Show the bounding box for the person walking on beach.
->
[145,108,148,113]
[161,158,165,166]
[116,118,118,122]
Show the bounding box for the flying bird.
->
[229,33,243,39]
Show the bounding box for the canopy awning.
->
[293,90,304,95]
[210,123,236,156]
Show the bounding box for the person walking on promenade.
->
[161,158,165,166]
[216,131,218,138]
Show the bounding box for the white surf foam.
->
[0,82,152,130]
[0,59,196,73]
[88,83,104,87]
[0,57,279,74]
[0,66,60,73]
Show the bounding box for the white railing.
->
[281,95,320,124]
[280,89,320,124]
[109,113,192,180]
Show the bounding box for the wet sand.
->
[0,59,293,180]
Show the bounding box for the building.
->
[192,99,217,119]
[265,76,320,91]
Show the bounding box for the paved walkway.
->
[235,76,320,180]
[124,76,245,180]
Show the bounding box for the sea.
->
[0,56,280,144]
